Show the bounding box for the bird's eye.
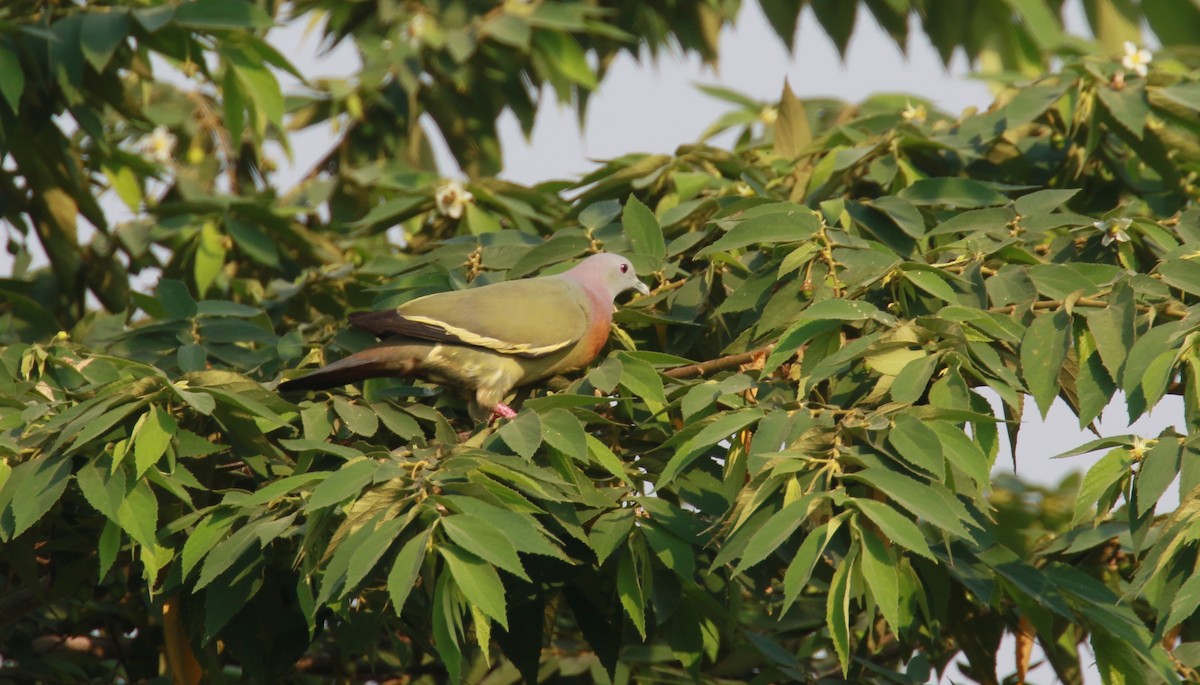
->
[619,263,629,274]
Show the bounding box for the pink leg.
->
[491,403,517,420]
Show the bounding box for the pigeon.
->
[279,253,650,418]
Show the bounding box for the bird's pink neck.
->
[580,285,614,358]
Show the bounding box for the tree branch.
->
[665,345,774,380]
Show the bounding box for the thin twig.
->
[665,345,774,379]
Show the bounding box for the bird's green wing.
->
[348,278,591,358]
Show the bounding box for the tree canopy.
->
[2,0,1200,683]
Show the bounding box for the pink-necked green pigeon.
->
[279,253,649,418]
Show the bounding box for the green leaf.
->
[116,479,158,550]
[588,508,634,564]
[617,545,646,639]
[852,498,935,560]
[332,397,378,437]
[1086,282,1134,382]
[1157,259,1200,297]
[872,196,925,237]
[1136,438,1180,517]
[226,216,281,268]
[847,469,972,539]
[623,196,666,264]
[763,318,842,374]
[898,178,1008,208]
[617,355,667,415]
[531,30,596,89]
[733,495,815,574]
[585,434,631,484]
[0,44,25,112]
[388,527,433,614]
[902,268,958,304]
[194,223,227,296]
[507,235,591,279]
[306,459,380,511]
[859,528,901,631]
[5,454,73,540]
[658,409,764,486]
[782,518,840,606]
[157,279,198,319]
[440,544,508,629]
[539,408,586,458]
[775,80,812,159]
[888,414,944,479]
[1072,448,1133,526]
[173,0,275,29]
[890,354,938,404]
[930,421,990,493]
[98,520,120,579]
[579,200,622,230]
[441,514,528,580]
[1015,189,1079,217]
[826,544,855,675]
[1021,309,1071,418]
[1098,85,1150,139]
[345,517,410,595]
[80,11,130,72]
[699,208,822,256]
[431,573,464,684]
[497,411,542,459]
[182,511,237,578]
[133,405,177,478]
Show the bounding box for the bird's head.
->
[568,253,651,302]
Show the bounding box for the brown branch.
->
[989,297,1189,319]
[665,345,775,380]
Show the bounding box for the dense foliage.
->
[3,0,1200,683]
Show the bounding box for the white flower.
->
[760,105,778,126]
[139,125,176,165]
[434,179,474,219]
[1094,217,1133,246]
[901,101,927,125]
[1121,41,1152,78]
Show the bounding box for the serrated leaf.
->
[1021,309,1071,418]
[588,508,634,564]
[658,409,764,486]
[733,494,815,574]
[859,529,901,631]
[1136,438,1180,517]
[389,527,433,614]
[498,411,542,459]
[1072,448,1133,526]
[699,209,821,256]
[623,196,665,263]
[440,544,508,629]
[617,545,646,639]
[332,396,379,437]
[775,80,811,158]
[782,518,840,606]
[888,414,944,479]
[826,544,855,675]
[585,434,631,484]
[134,405,176,477]
[306,459,380,511]
[890,354,938,404]
[441,514,528,580]
[847,469,972,538]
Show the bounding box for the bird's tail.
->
[277,346,416,392]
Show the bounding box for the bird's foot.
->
[491,403,517,420]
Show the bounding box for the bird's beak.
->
[634,281,651,295]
